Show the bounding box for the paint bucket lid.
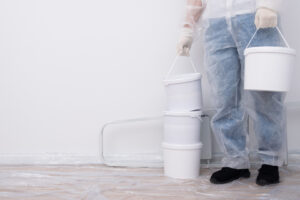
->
[164,73,202,85]
[162,142,203,150]
[244,46,296,56]
[164,110,202,118]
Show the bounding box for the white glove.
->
[255,7,278,29]
[176,27,193,56]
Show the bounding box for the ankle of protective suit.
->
[222,155,250,169]
[258,153,283,167]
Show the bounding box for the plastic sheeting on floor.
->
[0,162,300,200]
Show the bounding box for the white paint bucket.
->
[162,142,202,179]
[164,56,203,111]
[244,27,296,92]
[164,110,202,144]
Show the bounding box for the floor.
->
[0,163,299,200]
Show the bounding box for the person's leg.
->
[246,92,286,165]
[246,81,286,186]
[232,13,286,185]
[203,17,250,184]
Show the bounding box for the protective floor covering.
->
[0,163,300,200]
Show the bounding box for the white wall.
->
[281,0,300,153]
[0,0,183,164]
[0,0,299,164]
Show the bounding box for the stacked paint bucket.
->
[163,56,203,179]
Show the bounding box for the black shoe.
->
[256,164,280,186]
[210,167,250,184]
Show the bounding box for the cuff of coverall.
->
[256,0,281,12]
[222,155,250,169]
[258,152,284,167]
[180,27,194,38]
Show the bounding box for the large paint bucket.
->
[164,110,202,144]
[162,142,202,179]
[244,27,296,92]
[164,56,203,111]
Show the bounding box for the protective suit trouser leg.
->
[245,91,286,166]
[232,13,286,167]
[204,17,249,169]
[204,13,286,168]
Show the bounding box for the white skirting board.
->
[0,154,101,165]
[0,153,298,167]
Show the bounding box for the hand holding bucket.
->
[244,27,296,92]
[165,56,198,79]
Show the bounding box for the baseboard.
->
[0,153,298,167]
[0,154,102,165]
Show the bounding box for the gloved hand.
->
[176,27,193,56]
[255,7,278,29]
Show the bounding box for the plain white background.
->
[0,0,299,164]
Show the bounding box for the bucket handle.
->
[245,27,290,49]
[165,56,198,79]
